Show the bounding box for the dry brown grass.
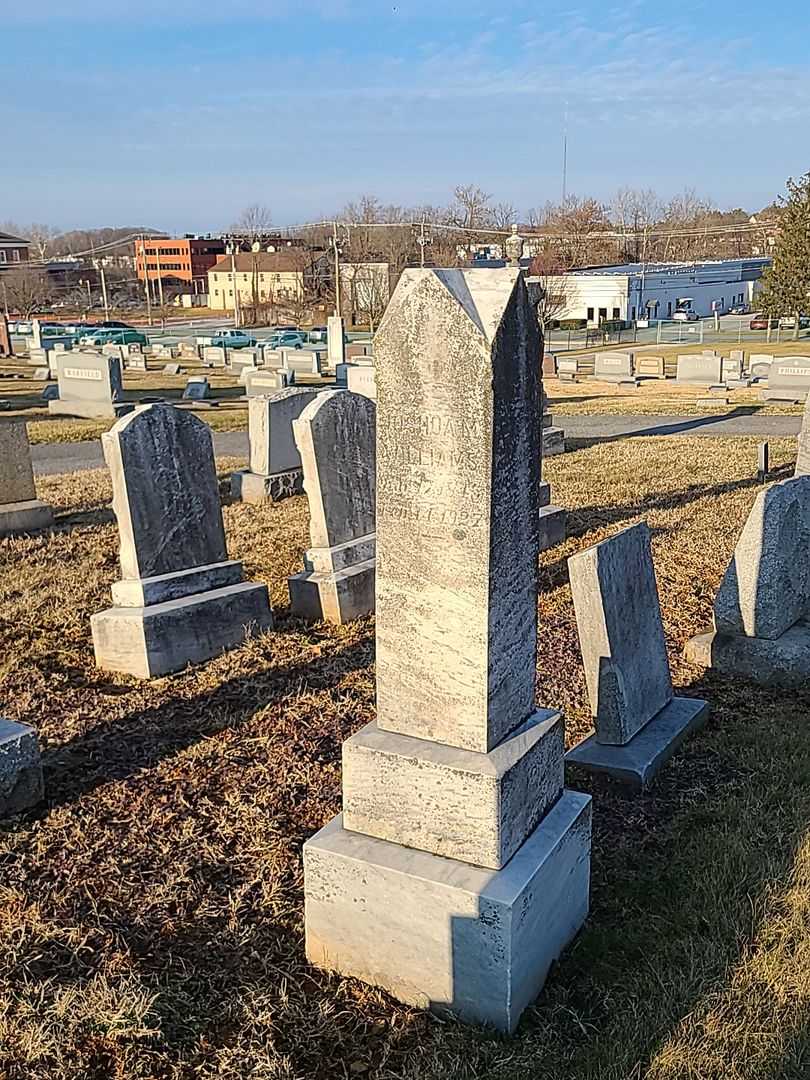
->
[3,438,810,1079]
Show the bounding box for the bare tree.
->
[2,266,54,317]
[233,204,274,245]
[528,247,573,332]
[490,202,517,232]
[451,184,492,230]
[610,188,663,262]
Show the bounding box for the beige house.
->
[340,261,392,329]
[207,251,320,312]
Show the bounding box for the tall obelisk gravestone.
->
[303,268,591,1033]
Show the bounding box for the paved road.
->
[31,414,801,477]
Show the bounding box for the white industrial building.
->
[550,258,770,326]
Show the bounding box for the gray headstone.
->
[761,356,810,403]
[282,348,323,375]
[749,354,773,381]
[568,522,673,745]
[52,352,124,417]
[676,353,723,385]
[183,376,210,400]
[249,387,320,476]
[293,389,376,551]
[0,418,37,505]
[374,267,541,754]
[163,363,182,376]
[594,351,634,381]
[203,346,227,368]
[262,347,284,370]
[102,404,228,581]
[714,476,810,640]
[245,369,295,396]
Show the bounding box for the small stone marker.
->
[594,351,635,383]
[0,718,44,817]
[346,363,376,400]
[288,390,376,623]
[327,315,346,367]
[686,476,810,686]
[245,369,294,396]
[303,267,591,1034]
[91,404,273,679]
[557,356,578,381]
[0,314,11,357]
[0,418,54,537]
[566,522,709,789]
[676,353,723,386]
[203,346,227,368]
[262,347,284,370]
[761,356,810,403]
[182,376,210,400]
[32,367,52,381]
[635,355,666,379]
[749,354,773,381]
[231,387,319,504]
[49,352,129,419]
[163,363,182,376]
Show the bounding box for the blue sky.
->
[1,0,809,232]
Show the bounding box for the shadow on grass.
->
[42,634,373,810]
[565,405,779,445]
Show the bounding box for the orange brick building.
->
[135,236,226,292]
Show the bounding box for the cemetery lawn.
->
[3,437,810,1079]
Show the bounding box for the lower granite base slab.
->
[538,505,566,551]
[685,621,810,687]
[0,499,54,537]
[304,792,591,1034]
[0,718,44,817]
[48,400,133,419]
[565,696,709,791]
[230,467,303,504]
[288,559,375,624]
[91,581,273,678]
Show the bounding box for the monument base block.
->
[0,499,54,537]
[685,621,810,688]
[288,559,375,624]
[48,400,133,420]
[565,696,709,791]
[0,718,44,817]
[538,505,566,551]
[91,581,273,679]
[230,467,303,504]
[304,792,591,1034]
[542,427,565,456]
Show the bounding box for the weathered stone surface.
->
[761,356,810,403]
[0,418,37,504]
[713,476,810,640]
[346,364,377,400]
[248,388,319,476]
[686,620,810,687]
[103,405,228,582]
[282,349,322,375]
[49,352,126,419]
[568,522,673,745]
[342,710,563,869]
[327,315,346,366]
[289,390,376,623]
[374,268,541,754]
[749,354,773,381]
[92,582,273,679]
[542,427,565,457]
[0,500,54,538]
[0,719,44,817]
[293,390,376,551]
[594,351,633,381]
[676,354,723,385]
[111,560,244,607]
[230,468,303,504]
[796,392,810,476]
[636,355,666,378]
[538,505,567,551]
[304,794,592,1034]
[565,696,709,790]
[183,377,210,400]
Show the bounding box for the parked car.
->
[672,309,699,322]
[267,330,307,349]
[778,315,810,329]
[749,315,780,330]
[80,328,148,347]
[729,304,749,315]
[7,320,32,335]
[97,320,135,330]
[207,329,258,349]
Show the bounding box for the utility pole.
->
[154,245,165,321]
[99,261,110,322]
[141,237,153,326]
[332,221,341,317]
[561,99,569,206]
[230,241,241,329]
[1,279,8,319]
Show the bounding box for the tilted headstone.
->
[345,363,376,400]
[567,522,708,788]
[288,389,376,623]
[91,404,273,678]
[636,355,666,379]
[0,718,44,818]
[303,268,591,1034]
[231,387,319,504]
[594,351,635,382]
[49,352,128,419]
[163,363,182,376]
[686,476,810,686]
[182,376,210,400]
[0,418,54,537]
[761,356,810,403]
[676,353,723,385]
[32,367,52,381]
[327,314,346,367]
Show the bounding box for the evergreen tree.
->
[758,173,810,339]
